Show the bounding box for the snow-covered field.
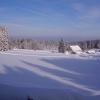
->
[0,49,100,100]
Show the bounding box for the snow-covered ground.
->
[0,49,100,100]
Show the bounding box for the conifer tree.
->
[58,39,65,53]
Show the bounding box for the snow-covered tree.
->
[0,26,9,51]
[58,39,65,53]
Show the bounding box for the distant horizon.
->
[9,34,100,42]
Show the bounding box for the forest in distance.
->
[9,37,100,51]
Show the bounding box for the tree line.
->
[68,39,100,50]
[8,37,100,52]
[8,37,58,51]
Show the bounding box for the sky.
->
[0,0,100,40]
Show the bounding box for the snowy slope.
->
[0,49,100,100]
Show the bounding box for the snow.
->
[88,49,96,54]
[65,51,69,55]
[0,49,100,100]
[70,45,82,54]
